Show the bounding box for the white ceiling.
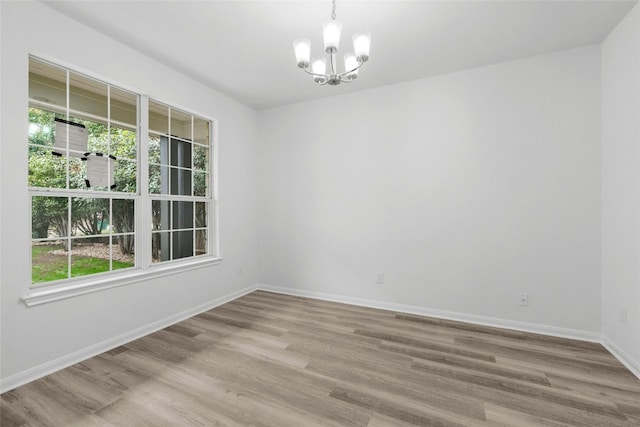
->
[43,0,637,110]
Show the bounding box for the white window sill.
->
[22,257,223,307]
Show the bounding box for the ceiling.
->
[42,0,637,110]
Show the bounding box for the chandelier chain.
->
[331,0,336,20]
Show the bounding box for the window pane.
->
[113,234,135,266]
[76,116,109,155]
[32,241,68,284]
[111,199,135,235]
[72,197,109,237]
[172,201,193,229]
[29,59,67,110]
[32,196,68,238]
[70,236,111,278]
[152,231,170,263]
[111,126,137,160]
[170,138,192,168]
[172,230,193,260]
[152,200,171,231]
[148,135,161,165]
[70,72,108,119]
[111,87,137,128]
[171,167,192,196]
[149,101,168,135]
[170,108,192,141]
[195,202,207,228]
[193,146,208,172]
[194,171,208,197]
[114,159,137,193]
[195,229,207,256]
[28,108,58,147]
[194,117,209,146]
[28,147,67,189]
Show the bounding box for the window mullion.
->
[138,95,150,270]
[191,116,196,257]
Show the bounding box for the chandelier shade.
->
[312,58,327,83]
[353,31,371,62]
[293,0,371,86]
[293,39,311,68]
[344,53,358,79]
[322,20,342,53]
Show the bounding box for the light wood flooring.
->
[2,290,640,426]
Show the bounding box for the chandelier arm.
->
[301,66,330,80]
[336,59,366,78]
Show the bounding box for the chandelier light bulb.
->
[293,39,311,68]
[344,53,358,79]
[311,58,327,82]
[353,31,371,62]
[322,20,342,53]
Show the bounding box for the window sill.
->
[22,257,223,307]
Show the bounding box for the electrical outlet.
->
[518,292,529,306]
[620,307,628,325]
[376,273,384,284]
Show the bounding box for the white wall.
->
[258,45,602,336]
[0,2,258,389]
[601,3,640,375]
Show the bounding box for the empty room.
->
[1,0,639,425]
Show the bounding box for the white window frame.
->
[23,57,221,307]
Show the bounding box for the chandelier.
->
[293,0,371,85]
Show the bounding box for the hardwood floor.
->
[2,290,639,426]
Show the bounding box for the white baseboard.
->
[257,284,602,343]
[0,284,258,394]
[601,336,640,380]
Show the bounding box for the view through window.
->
[28,57,216,288]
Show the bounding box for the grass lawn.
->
[32,245,134,284]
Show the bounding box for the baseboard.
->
[257,284,602,343]
[0,284,258,394]
[601,336,640,380]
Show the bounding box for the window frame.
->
[24,57,221,307]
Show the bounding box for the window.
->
[148,101,212,263]
[28,57,218,294]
